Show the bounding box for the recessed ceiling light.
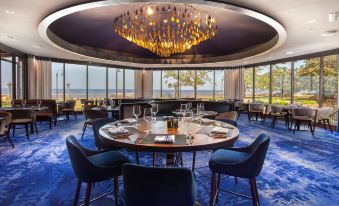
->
[321,30,337,37]
[5,10,15,15]
[243,61,248,64]
[32,45,42,49]
[286,51,294,55]
[307,19,316,24]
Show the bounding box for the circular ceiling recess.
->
[38,0,286,66]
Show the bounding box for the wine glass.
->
[11,99,15,107]
[133,105,141,126]
[151,104,158,121]
[143,108,152,123]
[118,100,122,107]
[37,99,42,108]
[188,102,192,109]
[110,100,115,108]
[22,100,26,108]
[180,104,188,120]
[197,104,205,126]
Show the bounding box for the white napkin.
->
[119,119,137,123]
[108,126,129,135]
[211,127,229,134]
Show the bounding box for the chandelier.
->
[113,3,218,57]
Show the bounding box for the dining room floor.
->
[0,114,338,206]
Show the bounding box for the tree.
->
[163,70,212,98]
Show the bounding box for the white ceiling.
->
[0,0,338,68]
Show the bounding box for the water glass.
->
[143,108,152,123]
[22,100,26,107]
[151,104,158,121]
[133,105,141,126]
[37,99,42,108]
[188,102,192,109]
[110,100,115,108]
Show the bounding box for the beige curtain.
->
[134,69,153,98]
[224,67,244,100]
[28,57,52,99]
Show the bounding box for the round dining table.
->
[99,118,239,153]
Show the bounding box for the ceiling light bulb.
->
[147,7,153,15]
[307,19,316,24]
[285,51,294,55]
[5,10,15,15]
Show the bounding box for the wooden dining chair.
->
[7,109,38,140]
[0,112,14,149]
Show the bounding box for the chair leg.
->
[34,122,39,135]
[73,180,82,206]
[81,123,87,139]
[209,172,217,206]
[152,152,156,166]
[49,119,52,129]
[234,176,238,184]
[84,183,92,206]
[327,119,333,133]
[192,151,196,172]
[309,121,314,136]
[293,121,297,134]
[135,151,140,164]
[323,120,327,130]
[216,173,221,203]
[25,124,30,140]
[113,177,119,206]
[249,178,259,206]
[12,125,16,137]
[7,133,14,148]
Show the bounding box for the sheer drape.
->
[134,70,153,98]
[224,67,244,100]
[28,57,52,99]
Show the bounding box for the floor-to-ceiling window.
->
[65,63,86,110]
[153,70,162,98]
[254,65,270,103]
[244,67,253,102]
[88,65,106,100]
[124,69,135,99]
[179,70,195,99]
[117,68,124,98]
[322,55,338,109]
[108,67,117,98]
[1,52,13,106]
[51,62,64,102]
[162,70,178,98]
[15,57,24,99]
[272,63,292,105]
[294,58,320,107]
[197,70,214,100]
[215,70,225,100]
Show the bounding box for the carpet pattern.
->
[0,115,338,206]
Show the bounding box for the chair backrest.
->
[271,105,283,113]
[216,111,237,121]
[7,109,35,121]
[92,118,120,150]
[317,107,333,119]
[83,109,108,119]
[245,134,270,177]
[65,135,98,183]
[123,164,197,206]
[0,112,11,135]
[119,103,151,120]
[250,103,265,111]
[61,101,76,109]
[292,108,314,117]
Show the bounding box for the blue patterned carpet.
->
[0,115,339,206]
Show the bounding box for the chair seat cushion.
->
[88,151,131,168]
[36,112,53,117]
[11,118,32,124]
[62,108,75,112]
[293,116,312,121]
[209,149,250,173]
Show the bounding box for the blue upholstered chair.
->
[92,118,120,150]
[122,164,197,206]
[66,135,131,206]
[209,134,270,206]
